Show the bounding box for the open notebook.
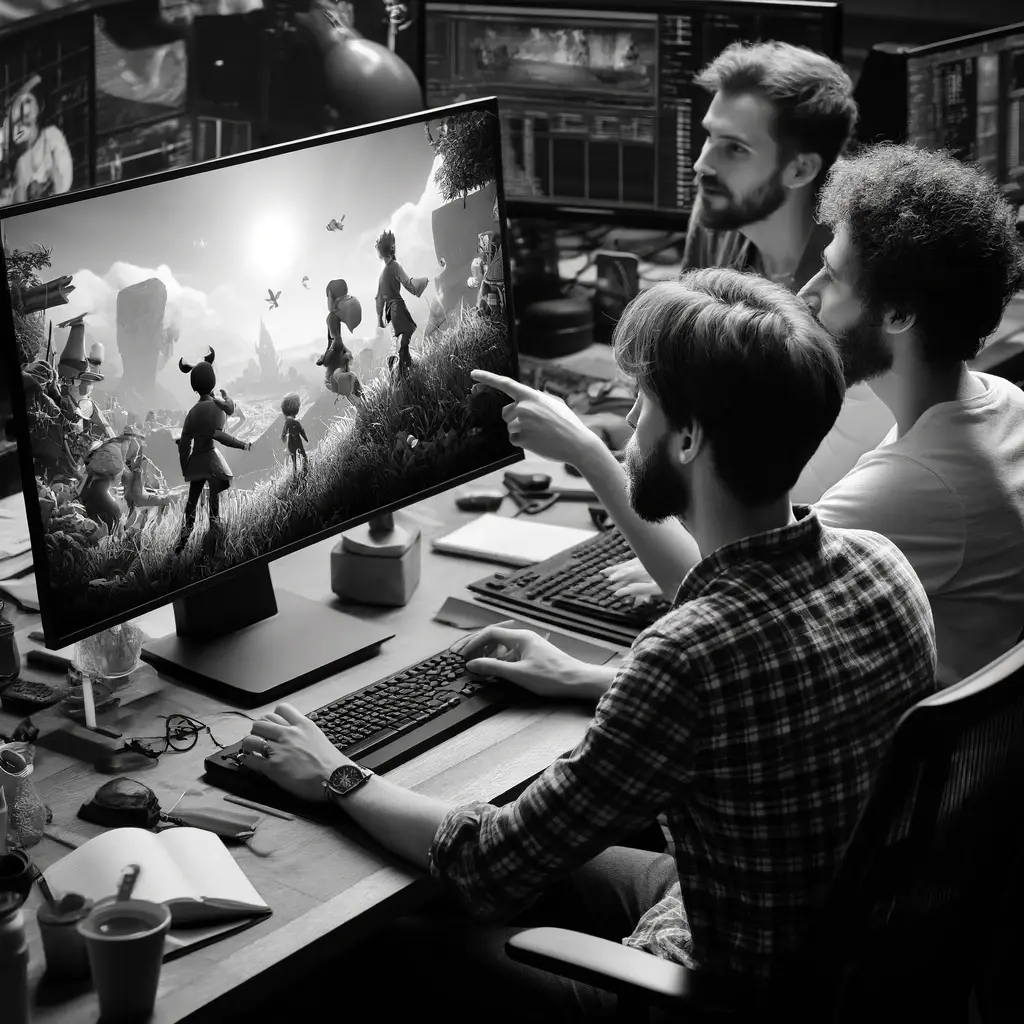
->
[44,827,271,959]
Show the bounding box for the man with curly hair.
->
[798,143,1024,684]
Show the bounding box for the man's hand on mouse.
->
[239,703,350,803]
[470,369,609,467]
[455,624,593,700]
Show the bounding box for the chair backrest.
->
[808,639,1024,1015]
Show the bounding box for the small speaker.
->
[518,292,594,358]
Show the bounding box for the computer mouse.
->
[456,490,506,512]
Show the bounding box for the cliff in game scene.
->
[432,186,496,315]
[116,277,171,407]
[254,318,283,385]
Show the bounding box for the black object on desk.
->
[206,647,523,822]
[455,491,506,513]
[204,624,616,820]
[469,528,671,647]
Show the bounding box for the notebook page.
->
[44,827,194,904]
[159,827,267,909]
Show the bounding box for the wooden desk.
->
[2,457,620,1024]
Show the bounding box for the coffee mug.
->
[78,898,171,1021]
[0,849,32,906]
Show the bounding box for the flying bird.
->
[326,215,345,233]
[266,289,281,309]
[193,237,207,249]
[301,276,310,289]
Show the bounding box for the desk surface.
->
[2,457,619,1024]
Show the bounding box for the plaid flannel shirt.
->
[429,507,937,981]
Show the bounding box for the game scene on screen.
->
[3,108,514,641]
[466,20,655,94]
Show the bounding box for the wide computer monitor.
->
[423,0,842,227]
[855,22,1024,217]
[0,96,519,704]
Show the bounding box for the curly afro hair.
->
[817,142,1024,363]
[375,230,396,260]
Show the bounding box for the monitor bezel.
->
[423,0,843,229]
[0,96,523,650]
[904,20,1024,59]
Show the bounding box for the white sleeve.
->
[815,452,966,593]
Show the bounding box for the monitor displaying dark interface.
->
[905,23,1024,212]
[424,0,842,225]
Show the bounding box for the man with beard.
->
[799,143,1024,685]
[675,39,890,502]
[682,41,853,292]
[235,270,937,1020]
[478,143,1024,688]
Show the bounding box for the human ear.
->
[785,151,823,191]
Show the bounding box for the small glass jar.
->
[0,745,47,849]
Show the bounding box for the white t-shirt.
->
[816,372,1024,686]
[792,383,895,504]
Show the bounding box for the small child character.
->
[374,229,428,377]
[280,393,309,479]
[329,350,364,401]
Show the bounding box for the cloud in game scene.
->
[58,262,252,382]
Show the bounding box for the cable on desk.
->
[123,710,255,760]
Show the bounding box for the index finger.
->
[470,369,536,401]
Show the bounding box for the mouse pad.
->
[433,596,620,665]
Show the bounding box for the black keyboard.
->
[468,529,671,646]
[204,647,516,822]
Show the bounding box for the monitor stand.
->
[139,561,394,707]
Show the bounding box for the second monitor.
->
[424,0,842,227]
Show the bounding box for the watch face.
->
[329,763,366,796]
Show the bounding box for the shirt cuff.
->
[428,801,501,919]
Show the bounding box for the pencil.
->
[223,794,295,822]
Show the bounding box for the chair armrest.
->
[506,927,695,1009]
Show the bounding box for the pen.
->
[223,794,295,822]
[32,862,57,909]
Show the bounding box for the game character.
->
[55,318,111,442]
[468,230,505,318]
[78,429,144,533]
[317,278,365,398]
[374,229,428,377]
[280,393,309,480]
[174,348,251,556]
[3,76,74,205]
[122,432,174,527]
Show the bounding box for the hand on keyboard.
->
[601,557,666,602]
[459,625,595,700]
[238,703,348,804]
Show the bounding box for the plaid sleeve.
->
[428,630,702,920]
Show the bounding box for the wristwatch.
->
[324,762,374,804]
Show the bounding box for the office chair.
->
[507,638,1024,1023]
